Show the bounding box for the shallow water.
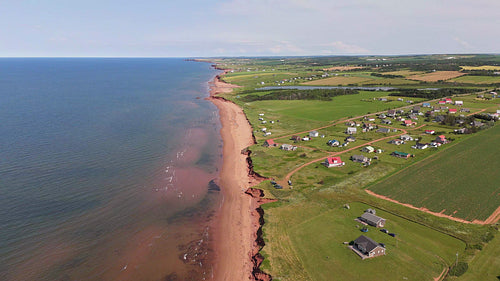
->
[0,58,222,280]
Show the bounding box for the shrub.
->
[449,262,468,276]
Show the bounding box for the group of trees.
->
[370,73,404,78]
[388,88,483,99]
[240,88,358,101]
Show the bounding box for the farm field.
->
[368,124,500,221]
[460,65,500,71]
[450,75,500,84]
[261,201,464,281]
[383,70,425,77]
[407,71,465,82]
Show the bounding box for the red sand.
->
[208,72,263,280]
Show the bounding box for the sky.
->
[1,0,499,57]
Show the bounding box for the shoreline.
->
[207,70,272,280]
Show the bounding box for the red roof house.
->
[263,139,276,147]
[403,120,415,126]
[445,98,453,104]
[435,135,447,144]
[425,130,435,134]
[323,156,345,168]
[438,100,446,105]
[448,108,457,114]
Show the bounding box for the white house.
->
[455,101,463,106]
[309,130,319,138]
[361,146,375,153]
[400,134,414,141]
[346,127,357,134]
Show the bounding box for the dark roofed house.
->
[376,128,391,133]
[360,212,386,227]
[290,135,301,142]
[345,136,356,142]
[352,235,386,259]
[351,154,369,163]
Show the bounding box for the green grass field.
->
[450,75,500,84]
[458,233,500,280]
[261,201,464,281]
[243,91,424,122]
[368,124,500,221]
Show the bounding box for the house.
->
[301,136,310,141]
[345,136,356,142]
[411,106,421,113]
[438,100,446,105]
[391,151,412,159]
[378,113,387,119]
[323,156,345,168]
[263,139,276,147]
[345,121,356,127]
[403,120,416,126]
[422,102,431,107]
[471,120,484,127]
[425,130,435,134]
[435,115,445,123]
[412,143,428,149]
[351,154,369,163]
[455,128,469,134]
[290,135,301,142]
[381,119,392,125]
[360,211,386,227]
[379,98,388,102]
[400,134,413,141]
[397,98,404,101]
[448,108,457,114]
[445,98,453,104]
[389,139,404,145]
[435,135,447,144]
[352,235,386,258]
[361,146,375,153]
[261,128,267,132]
[387,109,396,117]
[377,128,391,133]
[327,139,340,147]
[455,101,463,106]
[440,106,449,110]
[280,144,297,151]
[346,127,357,134]
[264,132,272,136]
[309,130,319,137]
[460,108,470,113]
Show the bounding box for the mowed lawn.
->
[262,202,464,281]
[368,124,500,221]
[246,91,424,122]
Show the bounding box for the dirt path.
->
[365,190,480,224]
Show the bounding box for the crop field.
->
[450,75,500,84]
[368,124,500,221]
[407,71,465,82]
[261,201,464,281]
[383,70,425,77]
[461,65,500,71]
[303,76,374,85]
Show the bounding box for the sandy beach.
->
[208,73,265,280]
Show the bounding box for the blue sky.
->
[1,0,499,57]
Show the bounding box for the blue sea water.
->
[0,58,222,280]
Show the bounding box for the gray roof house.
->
[352,235,386,259]
[351,154,369,163]
[376,128,391,133]
[360,212,386,227]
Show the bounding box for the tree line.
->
[240,88,359,101]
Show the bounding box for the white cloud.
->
[453,37,473,50]
[322,41,370,54]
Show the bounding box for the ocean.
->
[0,58,223,280]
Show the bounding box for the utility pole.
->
[455,252,459,267]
